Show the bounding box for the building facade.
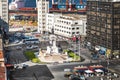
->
[37,0,49,34]
[46,13,62,33]
[0,0,9,32]
[86,0,120,56]
[46,13,87,38]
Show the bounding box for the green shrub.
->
[69,52,75,57]
[32,58,40,63]
[24,51,41,63]
[64,49,81,61]
[63,49,69,53]
[24,51,35,60]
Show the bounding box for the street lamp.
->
[76,34,81,61]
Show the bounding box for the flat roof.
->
[11,65,54,80]
[59,14,86,20]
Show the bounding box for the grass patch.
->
[24,51,40,63]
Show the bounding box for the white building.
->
[0,0,9,32]
[37,0,49,34]
[46,13,62,33]
[46,13,87,38]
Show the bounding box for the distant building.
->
[9,0,25,10]
[37,0,49,34]
[86,0,120,57]
[0,0,9,32]
[46,13,87,38]
[9,0,37,10]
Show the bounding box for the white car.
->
[64,68,71,72]
[16,46,22,50]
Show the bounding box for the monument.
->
[46,35,59,54]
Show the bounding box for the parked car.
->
[16,46,22,50]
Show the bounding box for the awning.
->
[95,69,103,73]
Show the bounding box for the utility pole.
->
[77,34,81,60]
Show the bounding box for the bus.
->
[23,38,40,44]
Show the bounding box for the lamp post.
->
[78,35,81,58]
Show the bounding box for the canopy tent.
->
[85,70,93,73]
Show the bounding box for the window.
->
[76,27,79,29]
[75,22,78,24]
[76,32,79,34]
[72,28,75,30]
[72,32,75,34]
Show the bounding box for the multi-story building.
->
[46,13,87,38]
[37,0,49,34]
[86,0,120,56]
[0,0,9,32]
[46,13,62,33]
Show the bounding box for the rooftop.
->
[0,67,6,80]
[60,14,86,20]
[11,65,54,80]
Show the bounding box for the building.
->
[9,0,37,10]
[37,0,49,34]
[46,13,62,33]
[49,0,87,14]
[0,20,7,80]
[0,0,9,32]
[46,13,87,38]
[9,0,25,10]
[86,0,120,57]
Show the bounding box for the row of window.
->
[55,24,80,30]
[57,20,71,25]
[54,28,80,35]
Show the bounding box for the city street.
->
[4,35,120,80]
